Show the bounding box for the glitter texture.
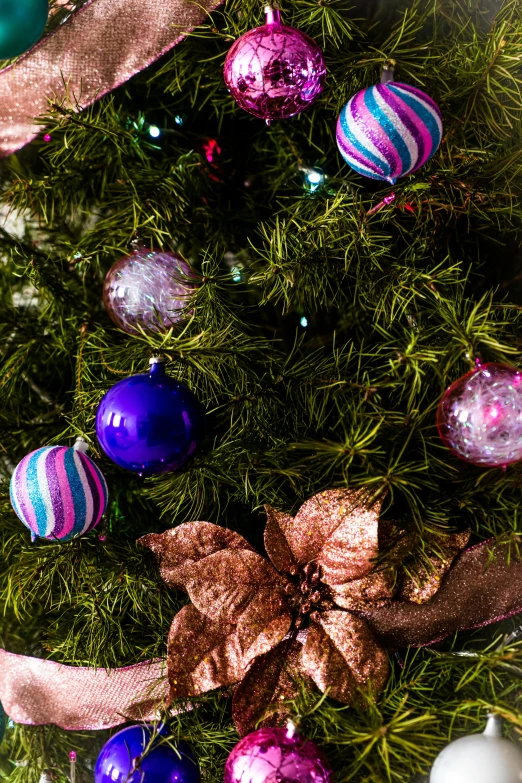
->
[364,537,522,650]
[103,248,196,335]
[336,82,442,183]
[0,0,221,157]
[223,8,325,122]
[0,650,167,729]
[437,362,522,467]
[1,501,522,731]
[10,445,108,541]
[224,727,332,783]
[140,489,391,734]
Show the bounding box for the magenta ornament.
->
[223,7,326,124]
[437,362,522,467]
[103,248,196,335]
[224,726,332,783]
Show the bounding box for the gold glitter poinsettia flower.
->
[139,489,469,735]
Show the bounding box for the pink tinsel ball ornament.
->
[103,248,196,335]
[437,361,522,467]
[223,7,326,124]
[224,725,332,783]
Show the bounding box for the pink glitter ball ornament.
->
[437,361,522,467]
[103,248,196,335]
[224,725,332,783]
[223,6,326,124]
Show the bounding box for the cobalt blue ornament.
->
[95,357,204,476]
[0,0,48,59]
[94,724,201,783]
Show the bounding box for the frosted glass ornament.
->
[430,715,522,783]
[437,361,522,467]
[103,248,196,335]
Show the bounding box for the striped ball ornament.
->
[336,82,442,184]
[10,440,108,542]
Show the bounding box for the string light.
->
[174,115,184,125]
[300,316,308,327]
[148,125,161,138]
[300,166,325,193]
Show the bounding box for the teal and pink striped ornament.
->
[10,439,108,542]
[336,81,442,184]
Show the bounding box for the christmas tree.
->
[1,0,522,780]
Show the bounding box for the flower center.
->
[284,562,330,627]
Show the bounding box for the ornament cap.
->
[264,5,281,24]
[381,61,395,83]
[73,437,89,454]
[149,355,167,375]
[285,719,299,739]
[483,713,503,738]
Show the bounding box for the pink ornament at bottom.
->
[224,725,332,783]
[437,361,522,467]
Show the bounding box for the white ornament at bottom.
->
[430,714,522,783]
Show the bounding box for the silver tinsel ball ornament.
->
[430,715,522,783]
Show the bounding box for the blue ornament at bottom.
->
[95,357,204,476]
[94,724,200,783]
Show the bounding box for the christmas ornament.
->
[437,361,522,467]
[430,714,522,783]
[139,489,468,734]
[0,701,6,744]
[223,6,326,124]
[0,0,220,158]
[9,438,108,542]
[3,491,522,733]
[95,724,200,783]
[336,66,442,184]
[103,248,196,335]
[95,357,204,476]
[0,0,48,59]
[224,724,332,783]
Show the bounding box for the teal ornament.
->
[0,0,49,59]
[0,702,6,744]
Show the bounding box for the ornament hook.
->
[381,61,395,84]
[264,4,281,24]
[73,437,89,454]
[483,713,503,738]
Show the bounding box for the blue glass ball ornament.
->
[0,0,48,59]
[94,724,201,783]
[95,357,204,476]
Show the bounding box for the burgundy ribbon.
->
[1,538,521,730]
[0,0,221,157]
[364,538,522,649]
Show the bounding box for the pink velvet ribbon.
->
[0,0,221,157]
[1,538,522,730]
